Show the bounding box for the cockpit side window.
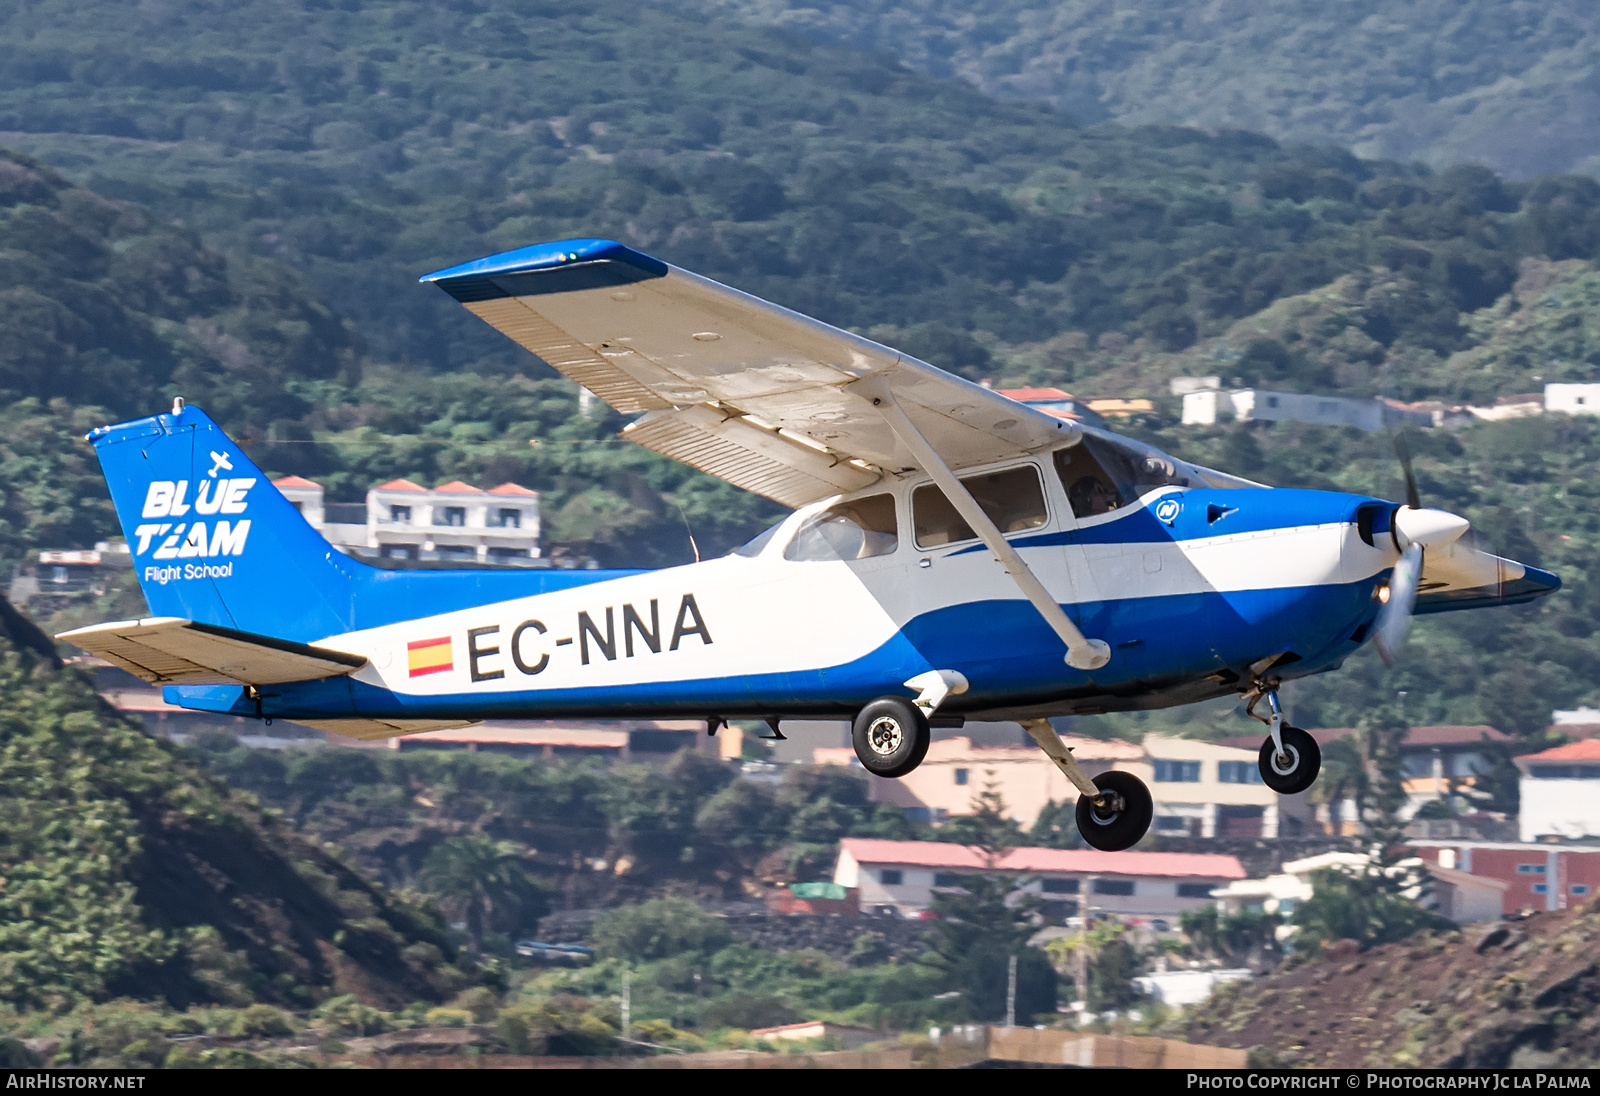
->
[733,519,785,557]
[784,494,899,562]
[912,465,1048,548]
[1054,434,1198,517]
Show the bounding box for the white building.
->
[1515,739,1600,842]
[834,838,1244,921]
[1181,389,1433,431]
[1169,376,1221,396]
[1213,850,1506,927]
[1545,383,1600,416]
[1133,736,1310,838]
[270,476,541,564]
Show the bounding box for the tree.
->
[418,836,546,959]
[1313,735,1369,834]
[1291,867,1451,951]
[590,898,729,962]
[693,780,779,865]
[923,783,1056,1022]
[937,779,1024,852]
[1029,798,1086,849]
[1179,906,1282,969]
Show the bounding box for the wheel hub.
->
[866,715,904,756]
[1089,792,1124,823]
[1271,745,1300,776]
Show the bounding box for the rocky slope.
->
[1180,905,1600,1067]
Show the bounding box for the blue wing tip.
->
[1526,564,1562,594]
[419,238,665,285]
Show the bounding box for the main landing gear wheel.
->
[1075,770,1153,852]
[1258,724,1321,794]
[851,697,930,778]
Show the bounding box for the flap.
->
[58,617,367,686]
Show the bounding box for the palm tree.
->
[419,835,543,959]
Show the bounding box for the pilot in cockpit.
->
[1068,475,1119,517]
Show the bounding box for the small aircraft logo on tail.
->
[207,451,234,478]
[407,636,453,677]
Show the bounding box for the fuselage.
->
[168,433,1409,725]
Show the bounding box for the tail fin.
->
[90,402,356,642]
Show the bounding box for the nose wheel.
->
[1244,680,1321,794]
[851,696,931,778]
[1075,770,1153,851]
[1258,724,1320,794]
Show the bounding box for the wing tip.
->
[419,238,667,294]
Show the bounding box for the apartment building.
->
[272,475,541,564]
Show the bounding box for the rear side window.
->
[785,494,899,561]
[912,466,1047,548]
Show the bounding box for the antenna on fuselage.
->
[673,500,701,563]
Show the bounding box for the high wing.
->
[421,239,1079,507]
[58,617,368,686]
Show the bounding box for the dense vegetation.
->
[7,0,1600,389]
[712,0,1600,180]
[0,603,469,1014]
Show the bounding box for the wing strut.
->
[856,378,1111,671]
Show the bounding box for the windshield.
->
[1054,432,1202,517]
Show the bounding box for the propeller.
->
[1372,433,1469,667]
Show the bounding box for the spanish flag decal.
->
[407,636,452,677]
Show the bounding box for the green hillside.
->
[1047,256,1600,405]
[0,600,467,1013]
[9,0,1597,386]
[711,0,1600,180]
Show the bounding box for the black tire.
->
[1075,770,1153,851]
[1258,724,1321,794]
[851,697,930,778]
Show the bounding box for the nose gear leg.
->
[1242,679,1322,795]
[1244,678,1287,763]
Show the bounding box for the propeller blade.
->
[1393,432,1421,511]
[1374,542,1423,667]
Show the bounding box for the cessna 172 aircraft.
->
[59,239,1559,850]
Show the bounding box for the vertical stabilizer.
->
[89,403,355,642]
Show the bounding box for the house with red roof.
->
[995,387,1106,428]
[833,837,1245,922]
[269,475,542,565]
[1515,739,1600,842]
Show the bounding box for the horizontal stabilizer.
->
[57,617,367,686]
[295,718,482,742]
[1414,540,1560,614]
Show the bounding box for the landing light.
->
[1376,583,1392,604]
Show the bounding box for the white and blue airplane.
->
[59,239,1559,850]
